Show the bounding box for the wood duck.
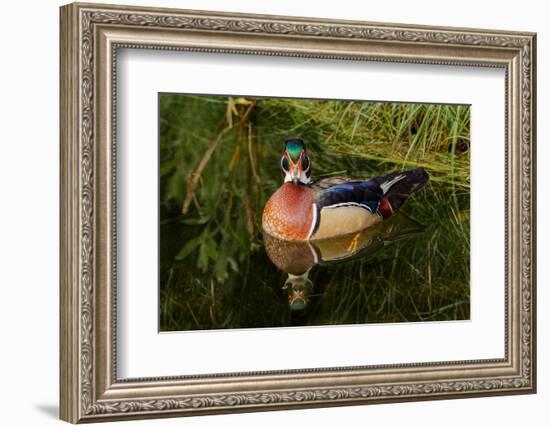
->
[261,139,429,241]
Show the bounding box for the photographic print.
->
[159,94,471,331]
[60,4,536,420]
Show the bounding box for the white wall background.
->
[0,0,545,425]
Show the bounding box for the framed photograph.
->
[60,2,537,423]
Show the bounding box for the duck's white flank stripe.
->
[380,174,406,194]
[324,201,374,213]
[306,203,318,240]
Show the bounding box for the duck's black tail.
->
[375,167,429,215]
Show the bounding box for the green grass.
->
[159,95,470,331]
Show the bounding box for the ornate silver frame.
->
[60,2,536,423]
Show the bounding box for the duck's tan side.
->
[311,206,382,240]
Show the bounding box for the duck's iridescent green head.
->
[281,139,311,185]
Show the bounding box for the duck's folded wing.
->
[314,180,383,213]
[314,168,429,213]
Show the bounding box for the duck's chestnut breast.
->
[262,183,315,241]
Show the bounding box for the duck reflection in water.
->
[264,214,424,312]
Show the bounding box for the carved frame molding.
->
[60,2,536,423]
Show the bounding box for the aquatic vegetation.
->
[159,95,470,331]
